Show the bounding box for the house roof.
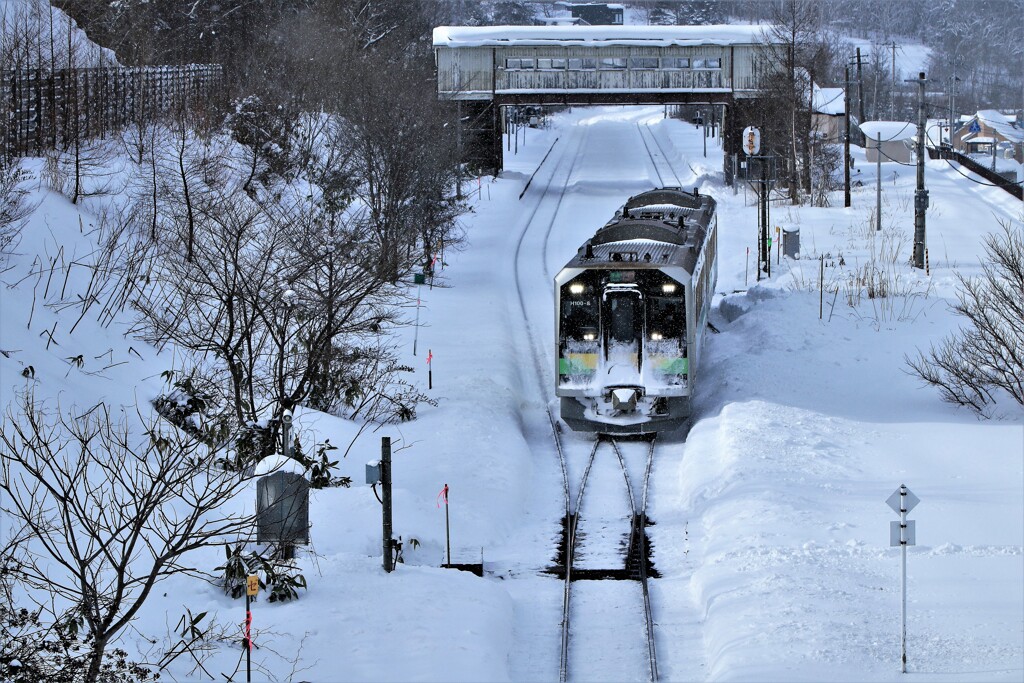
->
[974,110,1024,144]
[433,24,770,48]
[859,120,916,142]
[812,85,844,115]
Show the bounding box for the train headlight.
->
[661,283,677,294]
[569,283,585,295]
[651,332,663,341]
[583,332,596,341]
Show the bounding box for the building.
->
[952,110,1023,163]
[859,120,914,164]
[555,2,624,26]
[811,84,845,143]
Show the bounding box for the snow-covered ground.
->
[1,105,1022,681]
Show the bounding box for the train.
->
[555,187,717,435]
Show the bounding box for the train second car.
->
[555,187,717,435]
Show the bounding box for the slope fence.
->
[1,64,224,158]
[929,146,1023,200]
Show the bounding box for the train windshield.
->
[646,276,687,385]
[559,274,601,386]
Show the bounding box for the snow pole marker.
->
[886,485,920,674]
[427,349,433,390]
[413,285,421,356]
[438,483,451,566]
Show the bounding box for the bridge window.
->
[629,57,659,70]
[693,58,721,70]
[537,58,567,70]
[599,57,627,70]
[662,57,690,69]
[568,58,597,70]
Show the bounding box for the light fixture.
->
[662,283,677,294]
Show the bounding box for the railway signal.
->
[886,484,920,674]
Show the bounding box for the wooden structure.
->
[433,25,780,171]
[2,64,224,158]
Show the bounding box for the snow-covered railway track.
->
[559,436,659,682]
[637,122,684,188]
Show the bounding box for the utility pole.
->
[856,48,866,124]
[891,42,897,121]
[844,64,851,208]
[907,72,928,270]
[381,436,394,573]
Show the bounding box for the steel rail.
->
[610,437,660,682]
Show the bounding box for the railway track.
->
[558,435,659,683]
[637,122,684,188]
[510,110,695,682]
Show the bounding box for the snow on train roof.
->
[433,24,771,48]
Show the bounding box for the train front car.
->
[555,187,717,435]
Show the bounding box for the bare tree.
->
[906,220,1024,415]
[0,393,255,683]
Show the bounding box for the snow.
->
[1,103,1022,682]
[813,85,845,116]
[433,24,771,48]
[860,120,917,142]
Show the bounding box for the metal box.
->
[365,460,381,485]
[256,471,309,545]
[782,226,800,259]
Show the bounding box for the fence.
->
[929,145,1023,200]
[1,64,225,158]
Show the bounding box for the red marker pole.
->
[427,349,433,390]
[438,483,451,566]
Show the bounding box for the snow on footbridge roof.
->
[433,24,772,48]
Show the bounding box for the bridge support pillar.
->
[452,100,502,176]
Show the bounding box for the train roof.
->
[561,187,715,275]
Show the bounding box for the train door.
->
[602,285,643,379]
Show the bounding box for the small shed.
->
[859,120,915,164]
[811,84,845,143]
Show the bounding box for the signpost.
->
[245,574,258,682]
[886,484,920,674]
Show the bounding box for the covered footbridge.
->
[433,24,780,170]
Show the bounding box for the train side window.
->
[506,58,522,70]
[537,58,553,70]
[520,58,535,69]
[551,58,567,69]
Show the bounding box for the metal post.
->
[382,437,394,573]
[909,72,928,269]
[891,42,897,121]
[899,484,908,674]
[445,484,451,567]
[245,591,251,682]
[876,132,882,232]
[844,65,851,208]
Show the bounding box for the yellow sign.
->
[246,574,259,597]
